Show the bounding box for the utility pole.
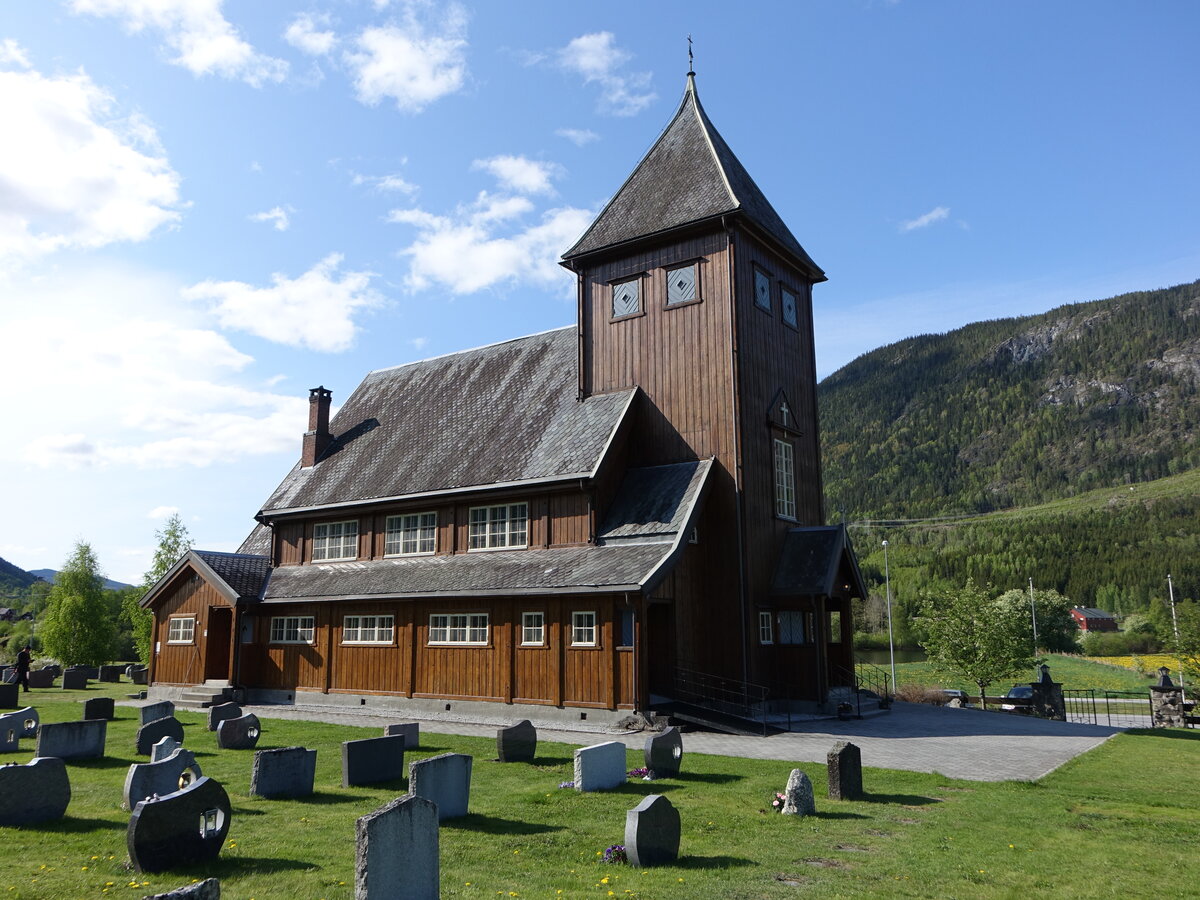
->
[1168,574,1186,694]
[883,539,896,698]
[1029,577,1039,671]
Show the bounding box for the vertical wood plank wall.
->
[151,573,232,686]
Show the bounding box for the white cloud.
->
[0,261,308,470]
[900,206,951,232]
[409,336,428,351]
[147,505,180,519]
[284,12,337,56]
[249,206,291,231]
[556,127,599,147]
[0,38,32,68]
[471,155,562,196]
[389,191,591,294]
[184,253,383,352]
[345,2,468,112]
[0,62,182,265]
[352,171,419,194]
[70,0,288,87]
[557,32,655,116]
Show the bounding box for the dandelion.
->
[513,849,520,854]
[601,876,609,884]
[81,866,88,871]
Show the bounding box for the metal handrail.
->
[671,662,771,734]
[852,660,893,701]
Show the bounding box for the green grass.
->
[3,683,1199,898]
[891,652,1157,694]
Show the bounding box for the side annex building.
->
[142,74,867,725]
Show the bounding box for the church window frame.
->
[609,275,644,321]
[312,520,359,562]
[664,260,702,309]
[774,438,797,520]
[753,265,773,313]
[780,284,800,330]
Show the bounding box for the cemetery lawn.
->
[892,652,1155,695]
[2,685,1197,898]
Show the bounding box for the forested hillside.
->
[0,556,41,598]
[820,280,1200,518]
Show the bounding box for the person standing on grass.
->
[15,644,31,692]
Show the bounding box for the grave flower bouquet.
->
[602,844,627,865]
[628,766,652,780]
[770,791,786,812]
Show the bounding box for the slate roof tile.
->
[194,551,271,602]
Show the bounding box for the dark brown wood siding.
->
[242,603,327,691]
[151,571,232,687]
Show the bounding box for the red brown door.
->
[205,607,232,681]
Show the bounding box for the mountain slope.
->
[0,557,41,597]
[820,279,1200,518]
[27,569,134,592]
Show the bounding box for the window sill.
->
[466,545,528,553]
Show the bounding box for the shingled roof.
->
[562,75,823,279]
[140,549,271,608]
[260,327,635,516]
[771,525,866,598]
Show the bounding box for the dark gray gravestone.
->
[43,664,62,678]
[99,664,124,683]
[496,719,536,762]
[128,776,231,874]
[0,707,39,740]
[250,746,316,799]
[131,668,149,685]
[356,794,438,900]
[123,747,203,809]
[0,757,71,825]
[0,715,19,752]
[143,878,220,899]
[644,726,683,777]
[83,697,115,720]
[207,701,242,732]
[625,794,680,867]
[383,721,420,749]
[152,735,182,762]
[61,670,88,690]
[136,716,185,756]
[141,701,175,726]
[0,682,17,709]
[37,719,107,760]
[781,769,815,816]
[342,734,406,787]
[408,752,472,821]
[27,670,55,688]
[216,713,261,750]
[827,741,863,800]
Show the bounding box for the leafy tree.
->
[918,579,1035,709]
[996,587,1078,654]
[39,542,115,667]
[125,513,193,665]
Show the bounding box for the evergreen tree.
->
[40,541,115,667]
[125,513,193,665]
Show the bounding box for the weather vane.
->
[687,35,694,76]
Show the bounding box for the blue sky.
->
[1,1,1197,584]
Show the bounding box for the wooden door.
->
[205,607,232,682]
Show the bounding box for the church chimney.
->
[301,386,332,468]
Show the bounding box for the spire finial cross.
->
[687,35,694,76]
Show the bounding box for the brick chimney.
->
[301,386,332,468]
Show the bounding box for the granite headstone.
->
[342,734,406,787]
[781,769,815,816]
[827,741,863,800]
[355,795,438,900]
[83,697,115,720]
[573,741,627,792]
[0,757,71,825]
[207,702,242,733]
[37,718,107,760]
[496,719,537,763]
[644,726,683,777]
[408,752,472,821]
[127,776,231,874]
[625,794,680,867]
[136,716,185,756]
[123,747,203,809]
[216,713,261,750]
[249,746,317,799]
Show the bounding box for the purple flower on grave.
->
[602,844,627,865]
[559,780,575,789]
[628,767,652,779]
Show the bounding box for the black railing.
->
[671,663,771,734]
[1064,688,1097,724]
[853,661,893,702]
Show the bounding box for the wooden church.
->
[142,73,867,726]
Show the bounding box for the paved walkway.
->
[234,700,1121,782]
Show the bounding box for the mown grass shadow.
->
[21,816,126,833]
[672,771,744,785]
[810,810,870,820]
[442,813,564,835]
[531,754,573,767]
[290,790,361,806]
[857,792,940,806]
[676,855,754,870]
[1124,728,1200,741]
[184,856,321,877]
[69,757,133,771]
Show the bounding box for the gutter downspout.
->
[724,217,750,686]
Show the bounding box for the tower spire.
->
[687,34,694,79]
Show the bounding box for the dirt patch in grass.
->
[835,843,872,852]
[803,857,849,869]
[774,873,812,886]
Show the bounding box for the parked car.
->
[940,689,969,704]
[1001,684,1033,711]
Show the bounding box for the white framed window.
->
[343,615,395,645]
[611,276,642,318]
[312,520,358,561]
[781,286,799,328]
[167,617,195,644]
[270,616,315,644]
[774,439,796,519]
[571,611,597,647]
[778,611,805,645]
[428,613,489,645]
[468,503,528,550]
[758,611,773,645]
[521,612,545,646]
[384,512,436,556]
[665,262,698,306]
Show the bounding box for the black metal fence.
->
[1102,690,1153,729]
[1064,688,1097,724]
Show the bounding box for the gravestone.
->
[127,776,231,874]
[37,719,107,760]
[43,664,62,678]
[27,670,55,688]
[0,718,19,752]
[141,701,175,726]
[781,769,815,816]
[1150,667,1186,728]
[625,794,680,867]
[827,741,863,800]
[0,707,39,740]
[0,682,17,709]
[342,734,406,787]
[496,719,536,762]
[355,794,438,900]
[408,752,472,821]
[61,670,88,690]
[644,726,683,777]
[152,735,183,763]
[131,668,149,685]
[250,746,316,799]
[383,722,420,749]
[216,713,261,750]
[143,878,220,899]
[83,697,115,720]
[99,664,124,683]
[207,701,242,732]
[136,716,185,756]
[573,741,627,792]
[0,757,71,825]
[123,747,203,809]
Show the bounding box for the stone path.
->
[231,699,1121,782]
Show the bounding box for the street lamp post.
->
[1168,574,1186,694]
[882,539,896,698]
[1029,577,1039,675]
